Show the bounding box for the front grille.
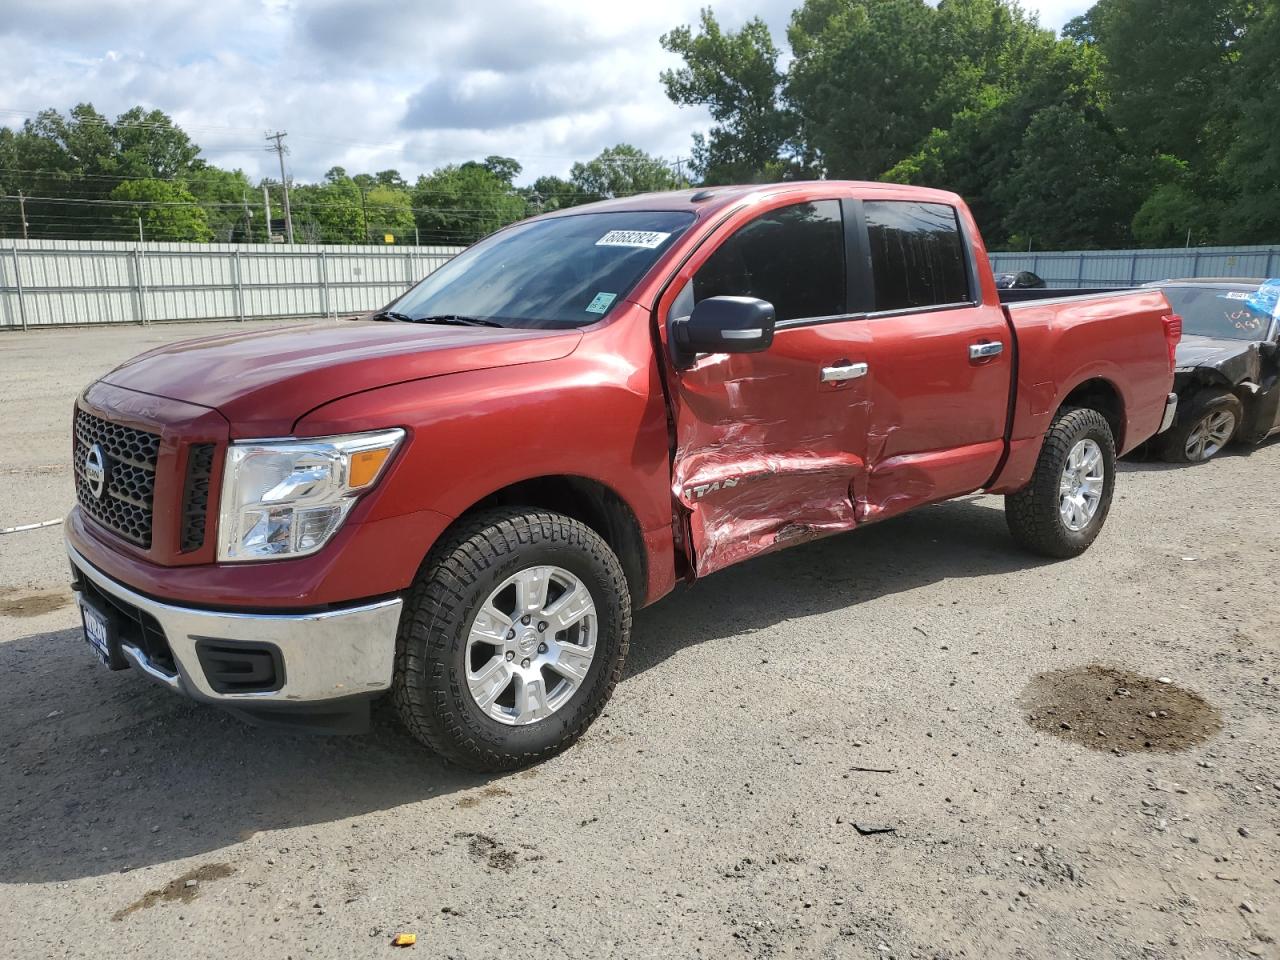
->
[180,443,216,551]
[73,409,161,548]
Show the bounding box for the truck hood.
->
[101,319,582,435]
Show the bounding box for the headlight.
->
[217,429,405,562]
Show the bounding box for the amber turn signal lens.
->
[348,447,392,488]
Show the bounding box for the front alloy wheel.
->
[466,566,598,725]
[393,508,630,771]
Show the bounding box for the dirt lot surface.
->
[1,321,1277,960]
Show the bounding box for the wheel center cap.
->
[516,629,539,655]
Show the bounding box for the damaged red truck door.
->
[663,188,1022,574]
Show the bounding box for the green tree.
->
[480,156,522,184]
[109,178,212,241]
[998,105,1142,249]
[186,166,257,242]
[0,103,207,240]
[660,9,798,183]
[522,175,593,212]
[786,0,945,179]
[570,144,677,200]
[292,168,365,243]
[364,184,415,242]
[1084,0,1249,165]
[412,163,527,244]
[1219,0,1280,243]
[884,17,1110,245]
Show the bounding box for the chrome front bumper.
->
[67,540,402,707]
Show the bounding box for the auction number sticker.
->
[596,230,671,249]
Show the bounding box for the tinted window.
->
[692,201,845,322]
[393,210,695,330]
[864,201,970,311]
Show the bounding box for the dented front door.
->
[662,197,871,576]
[671,324,872,575]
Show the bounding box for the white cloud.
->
[0,1,1092,186]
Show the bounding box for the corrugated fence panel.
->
[0,239,464,329]
[14,240,1277,328]
[990,245,1280,289]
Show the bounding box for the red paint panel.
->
[67,503,454,609]
[102,320,582,438]
[860,304,1012,516]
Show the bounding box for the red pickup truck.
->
[66,182,1180,770]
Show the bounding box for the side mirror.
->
[672,296,775,363]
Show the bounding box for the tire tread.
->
[1005,407,1115,559]
[392,507,630,771]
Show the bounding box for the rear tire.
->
[1005,407,1116,559]
[392,508,630,771]
[1158,389,1242,463]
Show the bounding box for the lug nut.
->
[506,628,515,640]
[537,621,548,632]
[505,651,514,661]
[521,614,532,625]
[521,658,530,669]
[537,642,547,654]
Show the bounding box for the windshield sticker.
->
[1245,279,1280,321]
[585,292,617,314]
[1223,291,1250,300]
[596,230,671,249]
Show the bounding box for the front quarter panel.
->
[294,303,677,601]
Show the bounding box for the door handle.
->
[969,341,1004,360]
[821,361,869,383]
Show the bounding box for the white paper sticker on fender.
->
[595,230,671,249]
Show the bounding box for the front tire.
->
[1158,389,1242,463]
[1005,407,1117,559]
[393,508,630,771]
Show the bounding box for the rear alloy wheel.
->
[393,508,630,771]
[1005,407,1117,559]
[1159,389,1243,464]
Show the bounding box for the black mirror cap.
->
[675,296,776,359]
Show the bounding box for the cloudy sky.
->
[0,0,1090,186]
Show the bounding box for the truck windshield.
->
[389,211,696,330]
[1163,286,1274,341]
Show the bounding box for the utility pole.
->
[262,184,273,243]
[265,131,294,244]
[359,188,369,243]
[671,157,690,187]
[241,190,253,242]
[17,190,28,240]
[137,216,144,244]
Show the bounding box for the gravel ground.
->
[1,321,1277,960]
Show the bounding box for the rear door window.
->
[692,200,846,322]
[864,201,971,312]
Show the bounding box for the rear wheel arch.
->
[1059,378,1125,451]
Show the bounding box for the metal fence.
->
[989,244,1280,289]
[0,239,464,330]
[7,239,1280,329]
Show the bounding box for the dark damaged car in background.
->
[1147,279,1280,463]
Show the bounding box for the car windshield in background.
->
[1162,285,1273,341]
[389,211,696,330]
